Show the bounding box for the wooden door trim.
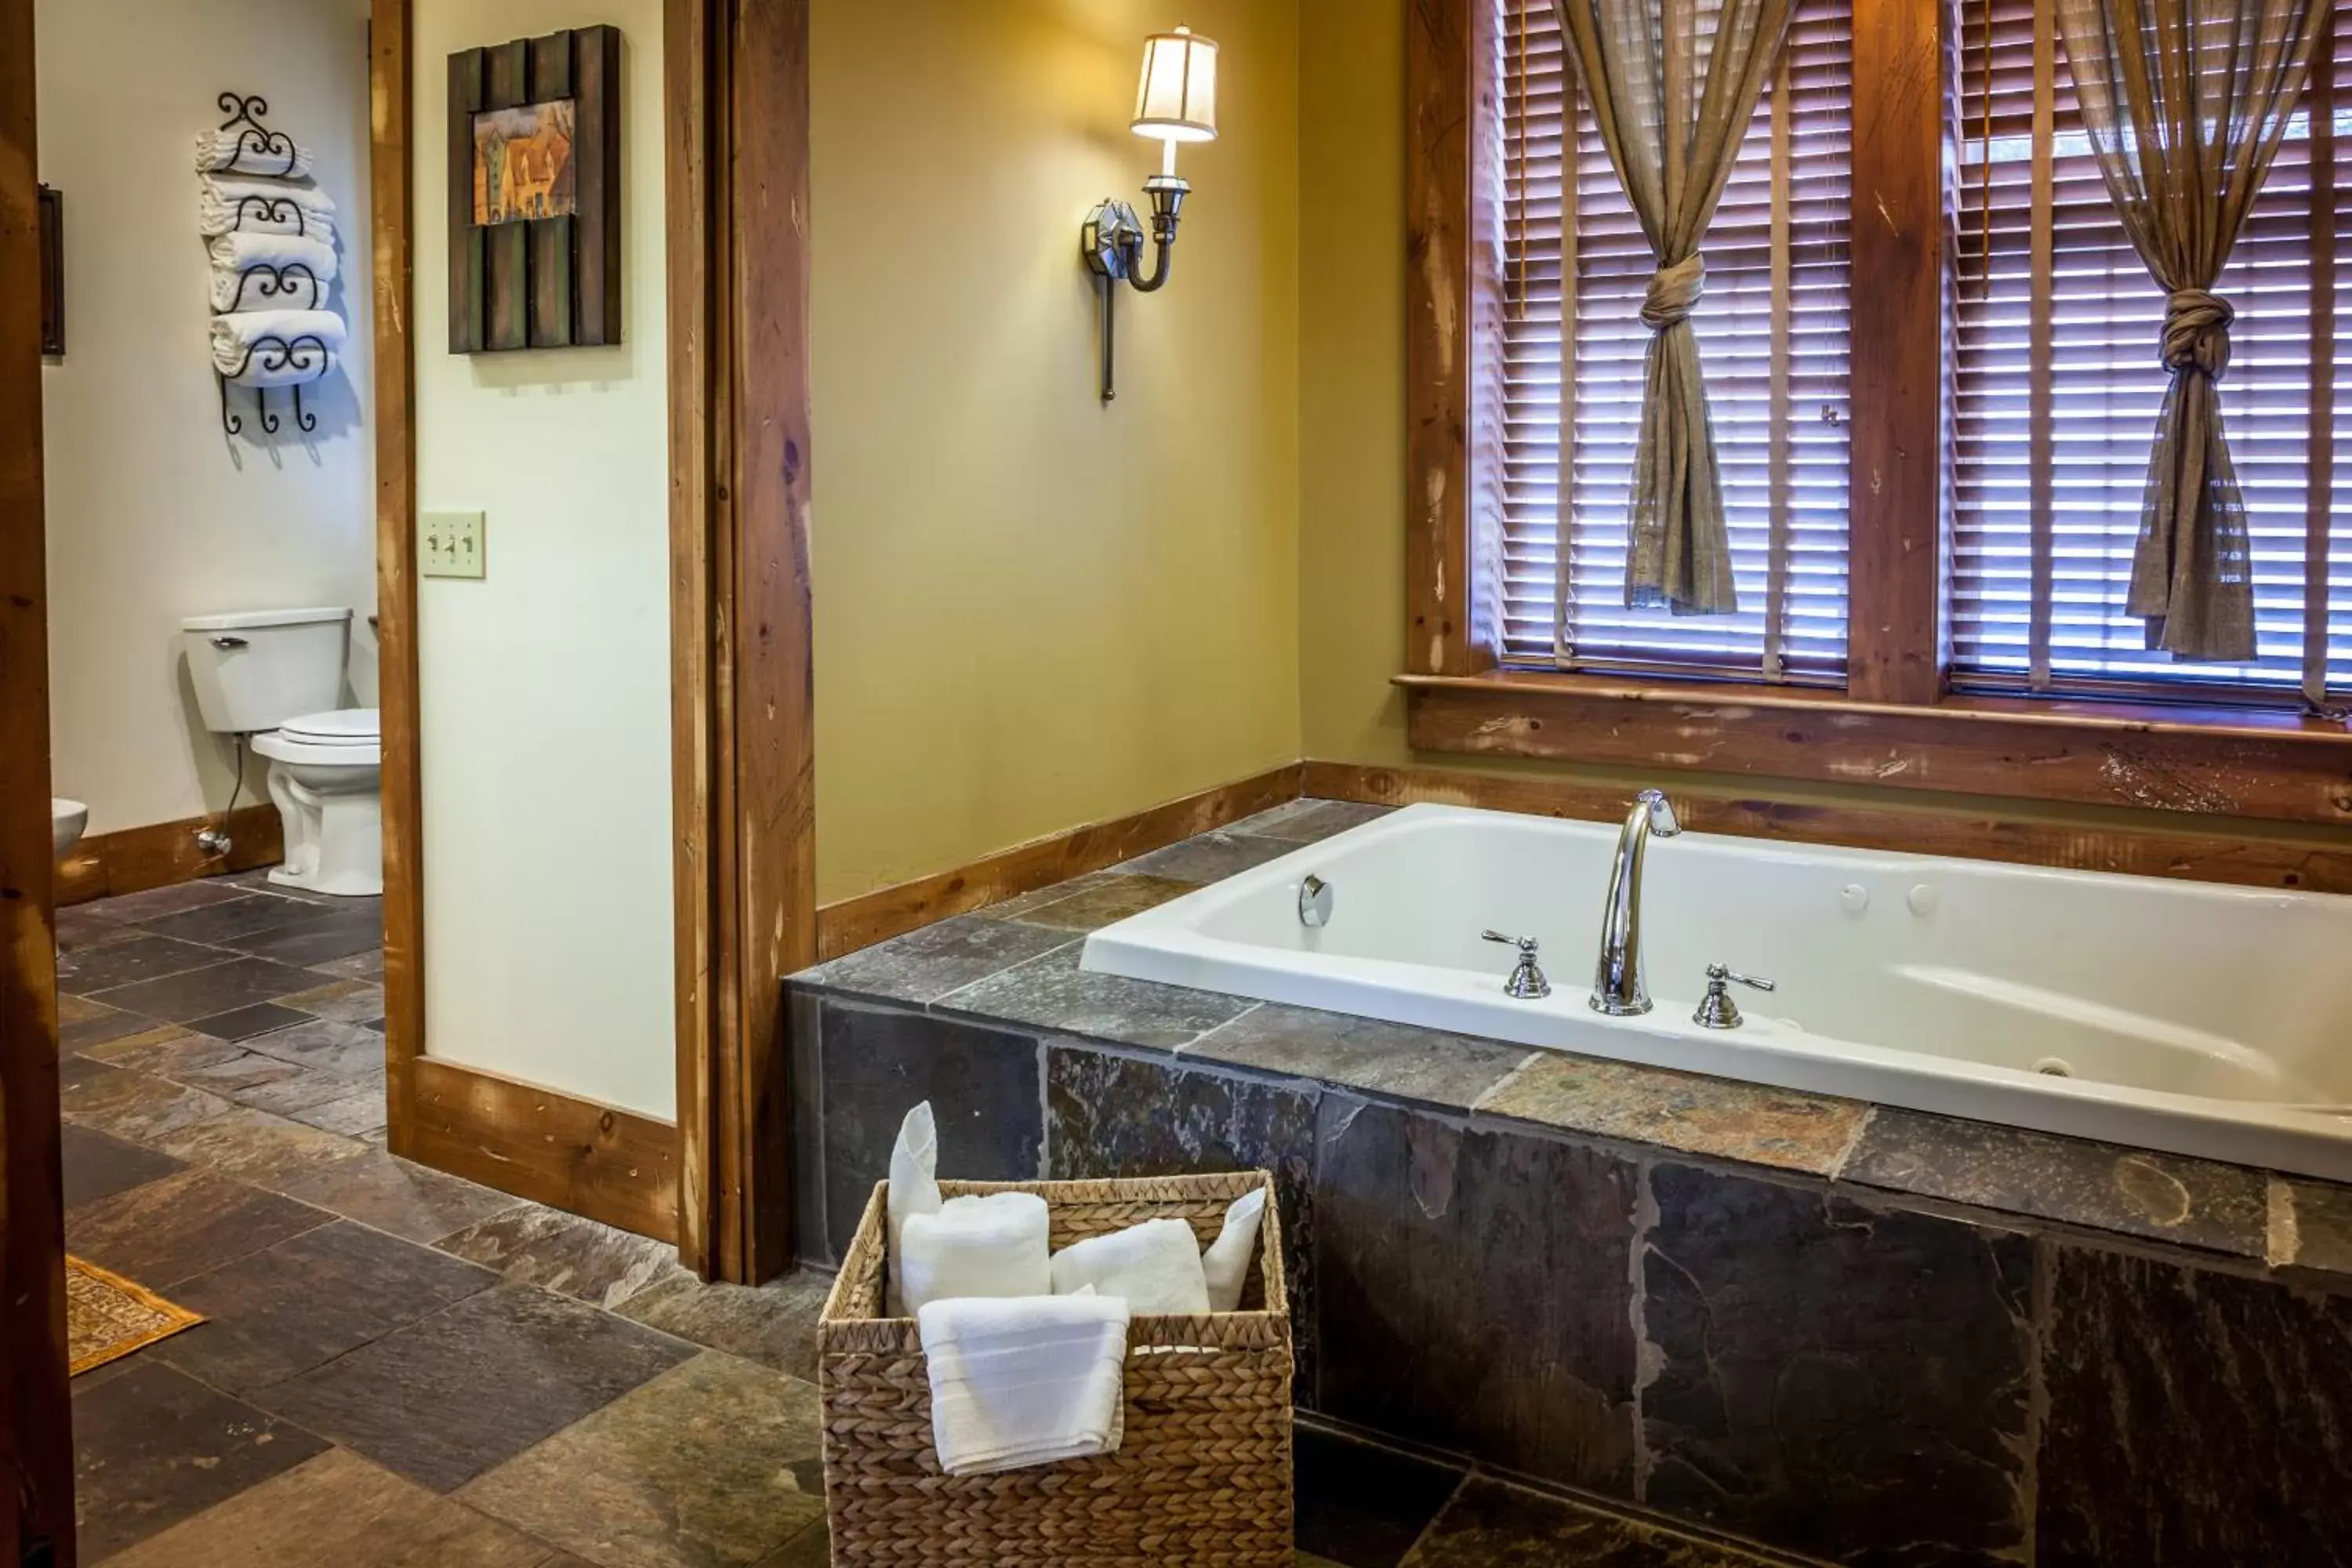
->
[666,0,816,1283]
[0,0,75,1553]
[372,0,428,1162]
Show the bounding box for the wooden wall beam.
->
[1846,0,1950,704]
[1402,673,2352,825]
[1306,760,2352,895]
[1404,0,1497,677]
[668,0,814,1285]
[372,0,427,1160]
[0,0,74,1552]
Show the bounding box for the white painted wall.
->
[412,0,676,1120]
[38,0,378,835]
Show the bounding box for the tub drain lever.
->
[1693,963,1776,1030]
[1480,931,1552,1000]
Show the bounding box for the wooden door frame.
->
[0,0,77,1556]
[372,0,811,1282]
[664,0,815,1284]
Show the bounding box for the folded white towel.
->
[886,1103,944,1317]
[920,1293,1131,1476]
[208,234,339,310]
[194,128,314,180]
[1049,1218,1210,1316]
[1201,1188,1268,1313]
[210,310,345,385]
[898,1192,1052,1316]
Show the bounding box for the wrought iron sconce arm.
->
[1081,173,1191,401]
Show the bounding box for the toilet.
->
[182,608,383,898]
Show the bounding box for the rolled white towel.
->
[200,187,335,243]
[885,1102,944,1318]
[210,310,345,385]
[1201,1187,1268,1313]
[208,234,338,312]
[194,128,313,180]
[1049,1217,1211,1316]
[919,1293,1131,1476]
[201,173,335,221]
[898,1192,1051,1316]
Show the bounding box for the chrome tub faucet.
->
[1592,789,1680,1016]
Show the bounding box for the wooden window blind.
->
[1494,0,1855,679]
[1952,0,2352,707]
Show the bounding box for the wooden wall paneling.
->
[0,0,74,1552]
[1401,673,2352,826]
[1404,0,1491,678]
[525,31,575,349]
[575,24,625,346]
[1305,760,2352,895]
[54,803,283,907]
[374,0,426,1158]
[815,764,1305,960]
[445,43,483,353]
[668,0,814,1284]
[1846,0,1950,705]
[481,39,531,353]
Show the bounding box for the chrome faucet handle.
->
[1693,963,1775,1029]
[1481,931,1552,1000]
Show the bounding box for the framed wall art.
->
[447,25,622,352]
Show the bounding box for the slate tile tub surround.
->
[789,800,2352,1568]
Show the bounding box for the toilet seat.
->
[256,707,381,767]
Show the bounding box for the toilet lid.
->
[280,707,379,746]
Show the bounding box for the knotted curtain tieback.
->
[1641,254,1707,331]
[2161,289,2234,379]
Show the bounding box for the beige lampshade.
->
[1131,25,1218,143]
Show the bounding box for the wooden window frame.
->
[1405,0,2352,831]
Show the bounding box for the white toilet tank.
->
[183,608,351,734]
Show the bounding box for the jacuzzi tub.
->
[1083,802,2352,1181]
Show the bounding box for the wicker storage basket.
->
[817,1171,1294,1567]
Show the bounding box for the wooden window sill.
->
[1396,671,2352,826]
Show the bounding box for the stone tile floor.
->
[56,868,1794,1568]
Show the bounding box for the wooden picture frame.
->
[35,183,60,357]
[446,25,621,352]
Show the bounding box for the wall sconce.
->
[1080,24,1218,403]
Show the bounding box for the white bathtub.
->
[1083,803,2352,1181]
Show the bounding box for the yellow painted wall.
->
[811,0,1303,905]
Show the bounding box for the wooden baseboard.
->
[56,803,285,906]
[813,763,1305,960]
[1303,760,2352,895]
[397,1057,679,1243]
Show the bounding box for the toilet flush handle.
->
[209,634,249,650]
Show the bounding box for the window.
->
[1494,0,1853,680]
[1951,0,2352,707]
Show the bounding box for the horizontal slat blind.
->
[1496,0,1854,677]
[1951,0,2352,702]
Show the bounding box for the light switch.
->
[420,510,485,579]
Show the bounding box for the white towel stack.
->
[201,129,343,410]
[879,1102,1276,1477]
[919,1293,1133,1476]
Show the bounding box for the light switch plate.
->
[420,510,485,579]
